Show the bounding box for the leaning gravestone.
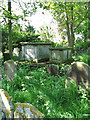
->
[0,89,14,119]
[66,62,90,91]
[47,64,59,76]
[4,60,17,80]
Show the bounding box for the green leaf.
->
[39,3,43,8]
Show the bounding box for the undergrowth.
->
[73,52,89,65]
[1,63,89,118]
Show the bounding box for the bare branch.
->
[18,0,24,11]
[0,5,7,12]
[11,0,17,3]
[3,17,7,24]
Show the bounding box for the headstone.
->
[0,89,14,119]
[14,103,45,119]
[47,64,59,76]
[13,47,20,56]
[66,62,90,91]
[4,60,17,80]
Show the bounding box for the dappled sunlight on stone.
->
[0,89,14,118]
[4,60,17,80]
[50,47,72,63]
[14,103,45,119]
[20,42,51,62]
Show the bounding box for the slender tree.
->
[70,3,75,53]
[8,0,12,58]
[65,2,71,46]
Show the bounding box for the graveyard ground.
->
[1,52,89,118]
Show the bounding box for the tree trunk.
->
[8,1,12,58]
[70,4,75,54]
[65,2,71,47]
[88,2,90,41]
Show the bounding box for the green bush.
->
[74,38,88,50]
[73,52,89,65]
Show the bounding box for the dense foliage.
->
[0,1,40,55]
[1,23,40,53]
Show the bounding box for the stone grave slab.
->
[4,60,17,80]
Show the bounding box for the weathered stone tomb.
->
[20,42,51,62]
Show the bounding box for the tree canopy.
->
[0,1,89,56]
[39,1,89,53]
